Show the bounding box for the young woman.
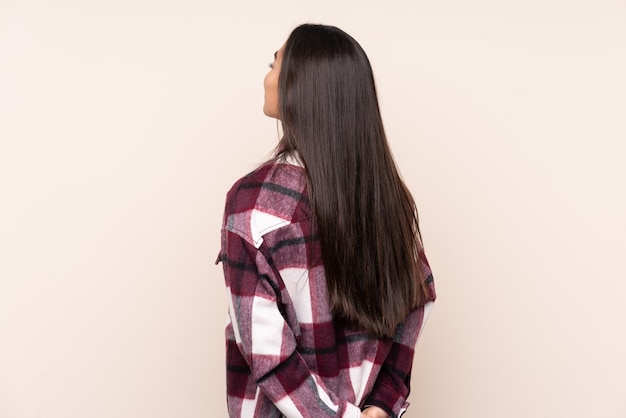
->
[218,24,436,418]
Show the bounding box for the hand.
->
[361,406,389,418]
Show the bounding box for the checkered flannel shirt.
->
[218,158,436,418]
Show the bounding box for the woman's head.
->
[273,24,383,155]
[263,24,378,123]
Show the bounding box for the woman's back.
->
[220,158,435,417]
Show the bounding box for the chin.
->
[263,109,278,119]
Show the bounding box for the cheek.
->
[263,72,271,91]
[265,74,280,112]
[265,72,277,95]
[262,71,279,117]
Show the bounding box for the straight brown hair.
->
[277,24,429,338]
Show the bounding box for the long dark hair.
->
[277,24,429,338]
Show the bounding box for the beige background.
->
[1,0,625,417]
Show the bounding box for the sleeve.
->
[221,228,362,418]
[362,252,436,418]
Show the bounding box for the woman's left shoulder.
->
[222,159,310,245]
[226,159,306,206]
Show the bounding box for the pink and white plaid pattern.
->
[218,159,436,418]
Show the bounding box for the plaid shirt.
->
[218,158,436,418]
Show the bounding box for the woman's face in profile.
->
[263,44,284,119]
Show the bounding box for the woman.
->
[218,24,436,418]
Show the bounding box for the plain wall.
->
[1,0,625,417]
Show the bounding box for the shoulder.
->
[225,158,308,215]
[223,159,311,248]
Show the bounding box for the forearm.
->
[363,301,434,416]
[223,232,362,417]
